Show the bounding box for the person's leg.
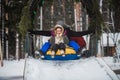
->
[51,44,59,53]
[59,43,65,56]
[37,42,51,58]
[59,43,65,51]
[51,44,59,58]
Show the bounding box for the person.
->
[29,20,94,58]
[56,21,90,56]
[49,24,69,58]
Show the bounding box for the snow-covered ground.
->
[103,57,120,79]
[0,60,25,80]
[0,57,120,80]
[103,57,120,70]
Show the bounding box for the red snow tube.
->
[70,37,86,48]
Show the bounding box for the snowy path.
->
[0,57,119,80]
[24,57,119,80]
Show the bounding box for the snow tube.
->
[40,42,51,54]
[43,54,81,60]
[43,47,81,60]
[69,41,80,52]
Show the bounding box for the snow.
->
[0,60,25,80]
[103,57,120,70]
[101,33,120,46]
[0,57,120,80]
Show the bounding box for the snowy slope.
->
[24,57,119,80]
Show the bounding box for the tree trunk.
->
[89,35,98,56]
[15,33,19,60]
[0,39,3,67]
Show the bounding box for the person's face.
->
[55,27,62,35]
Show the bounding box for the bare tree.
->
[103,7,120,61]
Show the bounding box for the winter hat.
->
[56,20,72,30]
[56,20,64,26]
[54,24,63,29]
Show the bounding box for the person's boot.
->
[51,51,55,58]
[82,50,91,58]
[77,48,82,57]
[35,51,40,59]
[39,50,45,59]
[60,50,65,57]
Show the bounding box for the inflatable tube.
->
[43,54,81,60]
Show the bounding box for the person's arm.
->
[28,30,51,36]
[49,37,55,45]
[68,30,94,37]
[64,36,69,44]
